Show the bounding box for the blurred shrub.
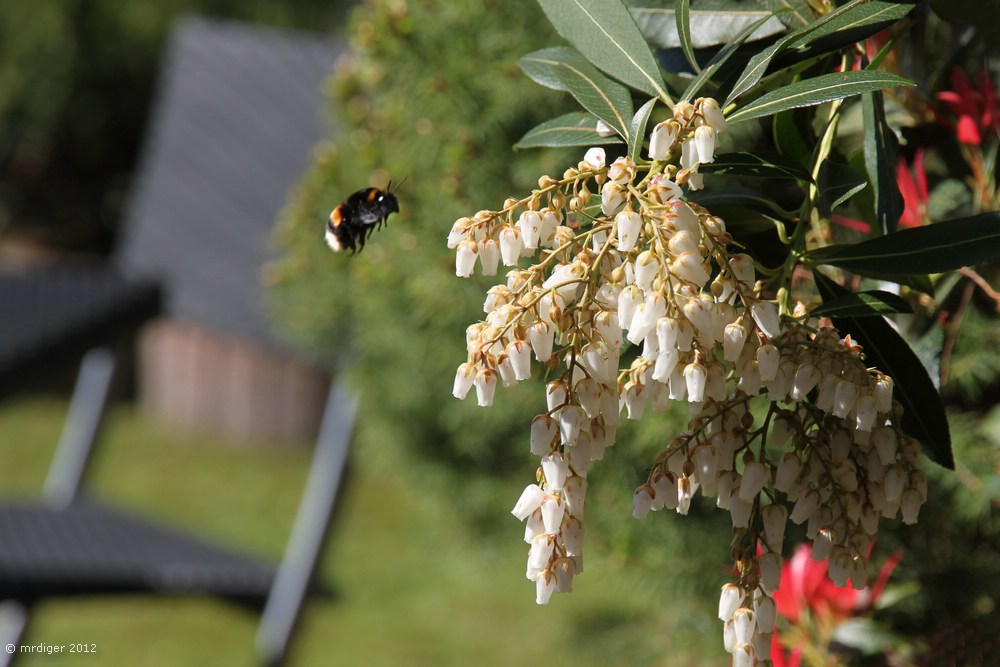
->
[0,0,346,252]
[270,0,572,478]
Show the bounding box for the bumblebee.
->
[325,185,400,253]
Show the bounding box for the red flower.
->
[770,544,902,666]
[830,149,929,233]
[936,67,1000,146]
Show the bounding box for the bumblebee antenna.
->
[389,177,407,193]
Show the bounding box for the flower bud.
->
[583,146,606,169]
[648,120,678,160]
[615,210,642,252]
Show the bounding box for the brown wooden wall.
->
[138,318,329,445]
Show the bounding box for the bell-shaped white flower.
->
[519,211,543,250]
[670,200,702,235]
[615,210,642,252]
[719,584,746,621]
[512,484,545,520]
[672,252,710,287]
[694,125,717,164]
[632,483,654,519]
[555,405,585,446]
[474,368,498,406]
[751,301,781,339]
[739,461,769,501]
[756,344,779,381]
[790,363,822,400]
[527,322,554,362]
[595,119,616,137]
[478,238,500,275]
[530,414,557,456]
[499,226,522,266]
[680,138,698,170]
[761,504,787,553]
[601,181,626,216]
[583,146,606,169]
[684,361,707,403]
[648,120,678,160]
[455,239,478,277]
[608,156,635,184]
[634,250,660,291]
[452,362,476,399]
[700,97,728,132]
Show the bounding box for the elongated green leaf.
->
[862,90,903,235]
[628,98,658,162]
[630,3,785,49]
[728,71,914,124]
[815,272,953,469]
[758,0,815,28]
[818,159,867,216]
[787,1,915,50]
[809,290,913,317]
[538,0,670,101]
[518,47,576,91]
[675,0,700,73]
[515,112,625,149]
[700,151,813,180]
[555,56,635,141]
[688,187,796,217]
[681,12,776,102]
[772,108,814,167]
[726,0,889,105]
[810,212,1000,274]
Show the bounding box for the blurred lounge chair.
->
[0,349,357,666]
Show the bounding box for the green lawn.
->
[0,397,719,666]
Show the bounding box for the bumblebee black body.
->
[326,186,399,253]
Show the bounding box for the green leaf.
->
[786,1,915,51]
[675,0,700,73]
[628,1,786,49]
[862,90,903,235]
[688,187,796,217]
[538,0,671,101]
[700,151,814,181]
[772,108,814,167]
[514,112,625,149]
[518,47,576,91]
[818,159,867,216]
[725,0,905,106]
[727,71,914,124]
[681,12,777,102]
[809,290,913,317]
[811,213,1000,275]
[554,54,635,141]
[628,98,658,162]
[815,272,954,469]
[757,0,815,28]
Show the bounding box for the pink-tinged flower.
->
[936,67,1000,146]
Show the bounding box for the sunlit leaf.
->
[681,12,776,102]
[555,55,635,141]
[757,0,815,28]
[514,112,624,149]
[628,98,658,162]
[538,0,670,100]
[810,213,1000,274]
[809,290,913,317]
[518,47,576,91]
[675,0,700,73]
[629,1,785,49]
[728,71,914,124]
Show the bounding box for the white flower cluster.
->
[634,321,925,663]
[446,96,927,664]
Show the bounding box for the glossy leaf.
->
[629,2,785,49]
[725,0,897,105]
[675,0,700,73]
[862,90,903,235]
[809,290,913,318]
[628,98,658,162]
[538,0,670,101]
[518,47,576,91]
[688,187,796,217]
[815,273,953,469]
[537,47,634,140]
[700,151,813,180]
[514,112,624,149]
[757,0,815,28]
[811,213,1000,275]
[681,12,776,102]
[786,1,915,50]
[727,71,914,124]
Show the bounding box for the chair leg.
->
[0,601,29,667]
[43,348,116,509]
